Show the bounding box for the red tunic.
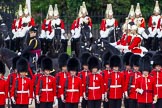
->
[11,76,33,104]
[60,76,83,103]
[105,71,125,99]
[36,75,56,102]
[0,77,7,105]
[135,75,156,103]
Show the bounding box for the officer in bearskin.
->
[10,57,33,108]
[0,61,8,108]
[105,55,124,108]
[124,54,141,108]
[136,56,156,108]
[101,50,113,108]
[36,57,57,108]
[60,57,83,108]
[56,53,70,108]
[78,52,91,108]
[85,56,104,108]
[32,55,46,108]
[150,54,162,108]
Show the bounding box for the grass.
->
[67,46,71,56]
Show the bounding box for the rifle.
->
[86,76,89,97]
[34,75,39,92]
[14,79,18,100]
[107,76,112,98]
[39,79,43,97]
[64,77,68,99]
[56,76,60,95]
[128,76,133,96]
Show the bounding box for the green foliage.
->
[11,0,162,25]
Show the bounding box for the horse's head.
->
[0,48,17,69]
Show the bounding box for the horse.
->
[91,38,121,59]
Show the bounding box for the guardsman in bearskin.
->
[21,26,41,72]
[7,56,20,108]
[60,57,83,108]
[11,4,23,52]
[40,5,54,54]
[124,54,141,108]
[134,3,148,39]
[78,52,91,108]
[32,55,46,108]
[100,4,118,41]
[147,1,161,51]
[150,54,162,108]
[104,55,124,108]
[51,4,67,52]
[122,52,133,108]
[135,56,156,108]
[70,6,83,57]
[10,57,33,108]
[55,53,70,108]
[83,56,104,108]
[75,2,93,44]
[36,57,57,108]
[0,61,8,108]
[100,51,113,108]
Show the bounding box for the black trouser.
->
[138,103,152,108]
[155,98,162,108]
[0,105,5,108]
[65,103,78,108]
[71,38,80,57]
[11,101,16,108]
[58,98,65,108]
[15,104,28,108]
[109,99,122,108]
[103,101,109,108]
[81,98,88,108]
[40,102,53,108]
[61,39,68,52]
[88,100,101,108]
[124,98,129,108]
[15,37,24,52]
[146,37,159,51]
[40,38,47,54]
[35,99,40,108]
[129,99,137,108]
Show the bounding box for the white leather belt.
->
[131,85,135,88]
[41,89,53,91]
[0,92,5,94]
[110,85,122,88]
[88,86,100,90]
[17,90,29,93]
[156,84,162,87]
[66,89,79,92]
[57,86,61,88]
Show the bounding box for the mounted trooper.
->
[40,5,54,54]
[51,4,67,52]
[100,4,118,42]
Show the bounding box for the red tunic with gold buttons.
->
[36,75,56,102]
[10,76,33,104]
